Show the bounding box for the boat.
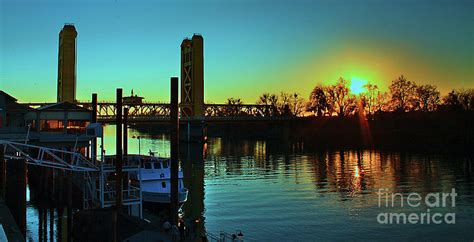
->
[106,154,189,204]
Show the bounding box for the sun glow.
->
[350,77,368,95]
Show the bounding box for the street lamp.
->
[132,135,141,155]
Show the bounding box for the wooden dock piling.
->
[116,88,123,210]
[92,93,98,162]
[5,158,27,236]
[67,170,72,242]
[170,77,180,225]
[124,107,128,157]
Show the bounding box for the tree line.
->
[219,75,474,117]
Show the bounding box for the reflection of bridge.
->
[22,102,276,122]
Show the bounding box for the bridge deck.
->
[21,102,279,122]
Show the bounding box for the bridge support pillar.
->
[181,119,207,143]
[5,158,27,236]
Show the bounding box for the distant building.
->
[123,89,144,105]
[57,24,77,103]
[180,34,204,117]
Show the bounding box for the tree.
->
[389,75,416,112]
[257,93,279,116]
[414,84,440,111]
[257,93,271,105]
[362,83,378,115]
[257,92,305,116]
[278,92,292,116]
[291,93,306,117]
[443,90,460,107]
[458,88,474,110]
[307,85,329,116]
[374,91,389,113]
[222,97,243,116]
[332,77,357,117]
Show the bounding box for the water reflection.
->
[201,138,473,241]
[24,125,474,241]
[26,168,75,241]
[181,143,206,236]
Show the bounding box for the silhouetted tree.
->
[440,89,474,111]
[307,85,329,116]
[257,93,278,114]
[222,97,244,116]
[257,93,270,105]
[331,78,357,117]
[257,93,276,116]
[413,84,440,111]
[443,90,461,107]
[458,88,474,110]
[375,91,389,113]
[278,92,292,116]
[362,83,378,115]
[389,75,416,112]
[291,93,306,117]
[257,92,305,116]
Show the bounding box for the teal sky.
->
[1,0,473,103]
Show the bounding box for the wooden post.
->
[123,107,128,158]
[92,93,98,123]
[5,158,27,236]
[57,206,63,242]
[67,170,72,242]
[43,207,48,241]
[116,88,123,210]
[170,77,179,225]
[92,93,98,164]
[50,206,54,241]
[38,208,43,241]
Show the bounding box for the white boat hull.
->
[142,189,188,204]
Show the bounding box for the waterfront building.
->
[0,91,92,149]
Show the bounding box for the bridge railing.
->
[21,101,281,119]
[204,104,277,117]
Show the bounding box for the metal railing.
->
[0,140,99,172]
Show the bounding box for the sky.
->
[0,0,473,103]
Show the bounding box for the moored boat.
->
[106,154,188,204]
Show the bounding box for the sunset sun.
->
[350,77,367,94]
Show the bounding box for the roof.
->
[0,91,17,102]
[37,102,91,112]
[6,102,35,112]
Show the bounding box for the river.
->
[25,125,474,241]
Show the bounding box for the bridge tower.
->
[57,24,77,103]
[180,34,204,117]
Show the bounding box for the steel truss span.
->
[22,102,276,121]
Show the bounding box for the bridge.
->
[20,31,287,123]
[22,101,278,122]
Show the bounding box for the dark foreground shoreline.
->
[131,110,474,154]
